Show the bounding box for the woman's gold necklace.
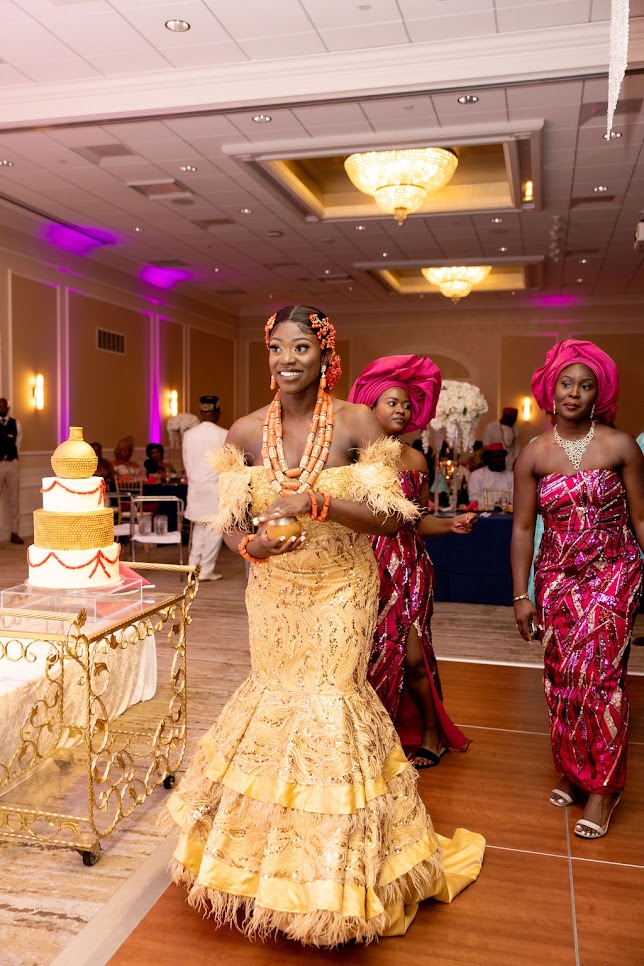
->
[553,421,595,473]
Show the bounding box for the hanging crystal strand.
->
[607,0,630,137]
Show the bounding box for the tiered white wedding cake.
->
[27,427,121,589]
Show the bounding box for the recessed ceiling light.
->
[0,159,14,167]
[491,217,503,224]
[267,230,283,238]
[179,164,197,173]
[603,131,622,140]
[239,207,253,215]
[593,185,608,192]
[354,224,366,231]
[324,269,331,274]
[458,94,479,105]
[165,19,190,31]
[131,226,143,233]
[579,258,588,264]
[576,278,584,283]
[252,114,272,124]
[213,267,220,272]
[381,252,389,258]
[498,246,508,252]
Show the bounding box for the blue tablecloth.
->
[425,512,513,605]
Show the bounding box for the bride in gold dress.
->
[166,305,485,946]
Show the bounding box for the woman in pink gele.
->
[512,340,643,840]
[349,356,475,769]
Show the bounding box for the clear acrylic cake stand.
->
[0,562,199,865]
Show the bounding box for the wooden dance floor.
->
[110,664,644,966]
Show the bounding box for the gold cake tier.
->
[33,508,114,550]
[51,426,98,479]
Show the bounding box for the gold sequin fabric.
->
[167,440,485,945]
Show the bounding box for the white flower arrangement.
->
[430,380,488,452]
[167,412,199,447]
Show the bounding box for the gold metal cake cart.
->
[0,562,199,865]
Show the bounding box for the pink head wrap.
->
[348,354,442,433]
[531,339,619,423]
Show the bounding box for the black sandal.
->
[411,747,447,769]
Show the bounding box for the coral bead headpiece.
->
[265,312,342,392]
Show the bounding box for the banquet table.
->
[425,511,513,606]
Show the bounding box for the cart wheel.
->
[163,774,175,789]
[80,845,101,866]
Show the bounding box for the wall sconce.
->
[521,396,532,421]
[522,180,534,203]
[33,373,45,411]
[168,389,178,417]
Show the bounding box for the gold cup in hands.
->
[266,516,303,541]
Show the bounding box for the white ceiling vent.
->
[97,329,126,355]
[128,180,193,201]
[74,144,136,164]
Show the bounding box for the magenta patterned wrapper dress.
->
[535,470,642,795]
[368,470,469,752]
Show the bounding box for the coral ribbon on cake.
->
[40,478,106,506]
[27,545,120,577]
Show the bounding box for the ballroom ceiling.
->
[0,0,643,316]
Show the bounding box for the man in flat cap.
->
[182,396,226,581]
[482,406,520,468]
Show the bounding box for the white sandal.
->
[549,788,575,807]
[574,796,620,840]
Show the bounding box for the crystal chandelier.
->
[344,148,458,225]
[422,265,492,302]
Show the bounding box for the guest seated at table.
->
[144,442,176,482]
[483,406,520,468]
[91,441,115,489]
[112,436,144,481]
[468,442,514,509]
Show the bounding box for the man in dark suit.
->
[0,398,24,544]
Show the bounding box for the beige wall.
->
[69,292,150,451]
[189,329,236,429]
[10,274,59,452]
[159,318,184,446]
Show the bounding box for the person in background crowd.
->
[91,441,114,490]
[144,443,176,482]
[349,355,476,768]
[483,407,520,468]
[512,339,643,840]
[183,396,227,581]
[467,442,514,508]
[0,397,23,544]
[466,440,484,472]
[112,436,144,480]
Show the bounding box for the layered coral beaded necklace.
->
[262,388,334,494]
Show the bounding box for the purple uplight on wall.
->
[140,265,192,289]
[44,223,117,256]
[531,295,580,308]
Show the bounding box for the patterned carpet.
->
[0,541,641,966]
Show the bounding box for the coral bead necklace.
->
[262,387,334,494]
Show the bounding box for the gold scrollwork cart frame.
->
[0,562,199,865]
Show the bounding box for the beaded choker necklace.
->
[553,421,595,473]
[262,388,334,494]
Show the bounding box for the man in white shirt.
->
[183,395,227,581]
[482,407,520,469]
[468,443,514,510]
[0,397,24,544]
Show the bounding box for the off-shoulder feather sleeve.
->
[207,443,252,533]
[346,437,419,522]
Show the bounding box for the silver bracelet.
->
[513,592,531,603]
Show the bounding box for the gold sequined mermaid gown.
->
[166,440,484,946]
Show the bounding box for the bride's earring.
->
[270,375,277,390]
[320,364,327,390]
[552,396,557,415]
[590,403,596,419]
